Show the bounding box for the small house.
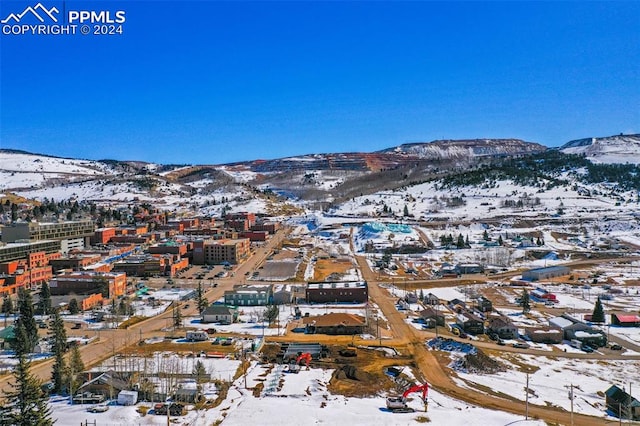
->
[202,305,235,324]
[605,385,640,420]
[404,292,418,304]
[457,263,484,274]
[525,326,562,344]
[456,312,484,335]
[424,293,440,306]
[486,317,518,340]
[419,307,445,327]
[475,296,493,313]
[303,313,366,335]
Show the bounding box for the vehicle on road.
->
[512,342,530,349]
[610,343,623,350]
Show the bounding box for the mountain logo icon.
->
[1,3,59,24]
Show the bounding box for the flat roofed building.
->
[192,238,250,265]
[0,240,61,263]
[306,281,368,304]
[2,220,94,243]
[224,284,273,306]
[49,271,126,298]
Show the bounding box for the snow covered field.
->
[51,361,547,426]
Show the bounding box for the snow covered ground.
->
[50,361,547,426]
[454,353,635,421]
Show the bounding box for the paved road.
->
[0,228,288,393]
[355,253,623,426]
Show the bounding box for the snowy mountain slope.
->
[3,134,640,219]
[378,138,547,160]
[559,134,640,164]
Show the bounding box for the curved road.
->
[355,254,623,426]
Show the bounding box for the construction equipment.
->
[295,352,312,369]
[386,383,429,413]
[286,352,312,373]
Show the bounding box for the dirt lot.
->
[313,258,356,281]
[262,342,419,398]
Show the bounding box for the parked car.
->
[610,343,623,350]
[581,345,594,353]
[72,322,82,329]
[512,342,530,349]
[87,404,109,413]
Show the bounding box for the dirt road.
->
[355,254,622,425]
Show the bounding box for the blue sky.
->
[1,1,638,164]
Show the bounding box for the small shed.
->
[117,390,138,406]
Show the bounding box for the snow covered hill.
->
[559,134,640,164]
[378,138,547,160]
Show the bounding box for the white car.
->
[87,404,109,413]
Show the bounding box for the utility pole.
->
[569,383,574,426]
[525,372,529,420]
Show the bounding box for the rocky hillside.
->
[378,138,547,160]
[559,134,640,164]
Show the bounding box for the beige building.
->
[192,238,250,265]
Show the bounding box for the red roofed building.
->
[611,313,640,327]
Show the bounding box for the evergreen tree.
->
[591,297,605,323]
[11,203,18,222]
[263,304,279,326]
[50,310,68,394]
[17,288,38,353]
[498,235,504,246]
[403,204,409,217]
[465,235,470,247]
[482,230,489,241]
[2,294,13,327]
[38,282,52,316]
[418,289,425,302]
[11,319,29,357]
[521,289,531,314]
[66,344,85,395]
[193,360,208,383]
[67,298,80,315]
[0,354,53,426]
[456,233,465,249]
[196,282,208,314]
